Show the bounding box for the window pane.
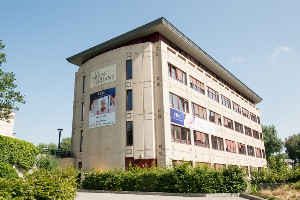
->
[82,76,86,93]
[172,67,176,79]
[181,127,186,141]
[175,126,180,140]
[81,102,84,121]
[126,60,132,80]
[179,97,184,111]
[169,93,173,107]
[173,95,179,109]
[126,90,133,110]
[126,121,133,146]
[171,125,174,141]
[168,64,171,77]
[183,72,186,85]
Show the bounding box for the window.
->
[235,122,243,133]
[244,126,252,137]
[126,121,133,146]
[190,76,205,95]
[171,124,191,144]
[211,135,224,151]
[82,75,86,93]
[126,90,133,110]
[225,139,236,153]
[223,116,233,129]
[193,131,209,148]
[262,149,266,158]
[126,60,132,80]
[81,102,84,121]
[253,130,260,139]
[250,112,257,123]
[232,102,241,114]
[207,87,219,102]
[192,102,207,120]
[168,63,187,85]
[260,133,263,140]
[80,130,83,152]
[237,143,246,155]
[247,145,255,157]
[169,93,189,112]
[242,108,249,118]
[209,110,221,125]
[255,148,262,158]
[221,95,231,109]
[257,117,261,124]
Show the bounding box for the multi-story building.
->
[0,112,16,138]
[67,17,266,172]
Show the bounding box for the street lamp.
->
[57,129,63,149]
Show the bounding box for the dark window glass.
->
[126,122,133,146]
[81,102,84,121]
[126,90,133,110]
[80,130,83,152]
[126,60,132,80]
[82,76,86,93]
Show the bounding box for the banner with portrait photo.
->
[89,87,116,129]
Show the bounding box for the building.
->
[0,112,16,138]
[67,17,267,172]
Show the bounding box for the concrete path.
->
[76,192,248,200]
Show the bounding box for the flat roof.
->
[66,17,262,104]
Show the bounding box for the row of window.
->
[171,124,265,158]
[169,92,263,140]
[167,63,260,124]
[165,41,254,103]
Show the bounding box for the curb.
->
[240,193,267,200]
[78,189,239,197]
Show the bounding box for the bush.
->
[36,154,59,171]
[0,166,79,200]
[0,135,38,170]
[0,162,18,179]
[82,163,247,193]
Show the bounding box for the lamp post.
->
[57,129,63,149]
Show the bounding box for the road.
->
[76,191,248,200]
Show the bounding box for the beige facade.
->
[67,18,266,171]
[0,112,16,138]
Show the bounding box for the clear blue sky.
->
[1,0,299,145]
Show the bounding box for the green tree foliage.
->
[36,154,59,171]
[0,166,79,199]
[285,133,300,162]
[262,125,283,159]
[0,135,38,170]
[60,137,71,150]
[0,162,18,179]
[36,142,58,153]
[82,163,247,193]
[48,142,58,150]
[0,40,25,121]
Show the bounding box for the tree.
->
[36,154,59,171]
[0,40,25,121]
[60,137,71,150]
[285,133,300,162]
[262,125,283,159]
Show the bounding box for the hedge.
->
[0,166,79,200]
[82,163,247,193]
[0,135,38,170]
[0,162,18,179]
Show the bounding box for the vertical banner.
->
[89,87,116,129]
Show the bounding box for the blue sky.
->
[1,0,299,145]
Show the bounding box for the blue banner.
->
[170,108,184,126]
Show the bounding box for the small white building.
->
[0,112,16,138]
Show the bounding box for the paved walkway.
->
[76,192,248,200]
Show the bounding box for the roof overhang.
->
[66,17,262,104]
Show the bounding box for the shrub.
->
[0,166,79,200]
[36,154,59,171]
[0,135,38,170]
[82,163,247,193]
[0,162,18,179]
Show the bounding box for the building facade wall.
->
[71,40,266,171]
[0,112,15,138]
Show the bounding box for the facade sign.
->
[170,108,184,126]
[90,64,116,88]
[170,108,215,134]
[89,87,116,129]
